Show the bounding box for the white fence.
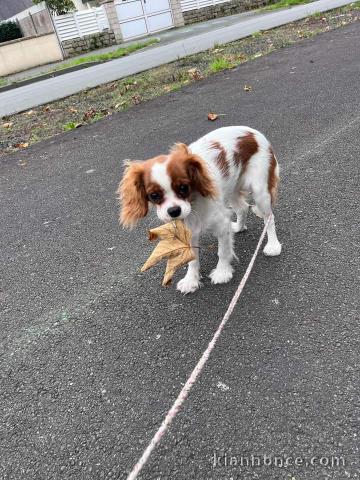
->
[53,6,110,42]
[180,0,231,12]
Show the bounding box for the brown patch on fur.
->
[167,143,217,198]
[118,155,167,227]
[268,146,279,206]
[210,141,229,176]
[145,181,165,204]
[234,132,258,170]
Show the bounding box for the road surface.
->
[1,22,359,480]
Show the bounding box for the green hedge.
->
[0,21,22,44]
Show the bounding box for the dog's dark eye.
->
[148,192,162,204]
[178,184,189,198]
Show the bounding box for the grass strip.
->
[262,0,314,11]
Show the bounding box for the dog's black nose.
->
[167,206,181,218]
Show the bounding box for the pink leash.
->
[127,216,271,480]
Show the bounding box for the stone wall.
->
[61,30,116,58]
[183,0,276,25]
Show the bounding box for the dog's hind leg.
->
[230,192,249,233]
[252,188,281,256]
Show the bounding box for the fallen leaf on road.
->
[25,110,35,116]
[68,107,78,113]
[188,68,203,80]
[244,85,252,92]
[208,112,218,121]
[2,122,13,128]
[83,108,97,120]
[75,123,83,128]
[132,94,142,105]
[14,142,29,149]
[43,106,51,112]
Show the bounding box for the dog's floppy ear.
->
[118,161,148,228]
[170,143,217,198]
[186,154,217,199]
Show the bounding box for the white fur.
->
[153,126,282,294]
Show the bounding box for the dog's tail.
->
[268,146,279,207]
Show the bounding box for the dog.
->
[118,126,282,294]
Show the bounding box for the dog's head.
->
[118,143,217,228]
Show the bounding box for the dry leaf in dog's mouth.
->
[141,220,196,286]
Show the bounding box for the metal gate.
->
[115,0,174,41]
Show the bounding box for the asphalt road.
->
[1,23,359,480]
[0,0,354,117]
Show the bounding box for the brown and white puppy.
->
[118,126,281,294]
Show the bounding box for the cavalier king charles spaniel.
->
[118,126,281,294]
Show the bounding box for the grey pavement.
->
[0,0,355,117]
[1,21,359,480]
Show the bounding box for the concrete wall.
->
[61,30,116,57]
[17,8,54,37]
[0,33,63,76]
[183,0,276,24]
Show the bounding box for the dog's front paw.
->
[209,265,234,284]
[263,241,282,256]
[177,276,201,294]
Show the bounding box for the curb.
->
[0,62,102,93]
